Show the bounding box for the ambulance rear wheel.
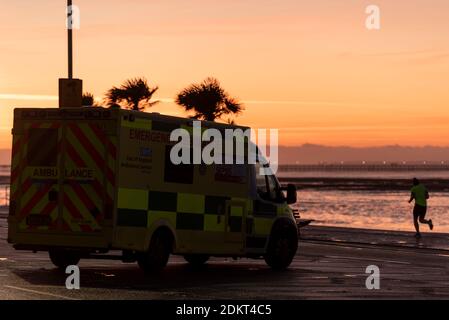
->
[138,230,171,273]
[49,249,81,270]
[184,255,209,266]
[264,223,298,270]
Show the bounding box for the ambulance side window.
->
[255,163,269,200]
[266,174,277,200]
[267,173,283,202]
[255,163,283,203]
[164,146,194,184]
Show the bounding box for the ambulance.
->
[8,107,298,272]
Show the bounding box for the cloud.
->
[159,98,362,107]
[338,49,449,64]
[338,49,436,58]
[0,93,363,108]
[0,94,58,101]
[279,124,449,133]
[414,52,449,64]
[242,100,362,107]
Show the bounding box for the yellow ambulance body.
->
[8,107,298,271]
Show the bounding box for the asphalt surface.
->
[1,208,449,300]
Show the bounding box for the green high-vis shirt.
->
[411,184,428,207]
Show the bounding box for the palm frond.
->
[175,77,243,122]
[105,77,159,111]
[224,97,243,114]
[82,92,96,107]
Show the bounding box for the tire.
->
[184,255,209,267]
[138,230,172,274]
[49,249,81,270]
[264,222,298,270]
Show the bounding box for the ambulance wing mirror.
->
[282,184,297,205]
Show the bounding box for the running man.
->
[408,178,434,238]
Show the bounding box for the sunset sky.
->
[1,0,449,149]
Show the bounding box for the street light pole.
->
[68,0,73,79]
[59,0,82,108]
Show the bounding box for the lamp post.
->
[59,0,82,108]
[68,0,73,79]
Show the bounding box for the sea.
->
[1,165,449,233]
[280,170,449,233]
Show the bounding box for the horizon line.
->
[2,144,449,151]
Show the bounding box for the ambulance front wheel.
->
[49,249,81,270]
[138,229,172,274]
[264,222,298,270]
[184,254,210,266]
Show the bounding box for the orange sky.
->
[1,0,449,149]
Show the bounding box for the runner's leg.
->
[413,212,420,234]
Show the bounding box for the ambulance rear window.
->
[27,128,58,166]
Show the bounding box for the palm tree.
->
[175,77,243,122]
[82,92,98,107]
[106,78,159,111]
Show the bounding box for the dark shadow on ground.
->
[12,259,301,292]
